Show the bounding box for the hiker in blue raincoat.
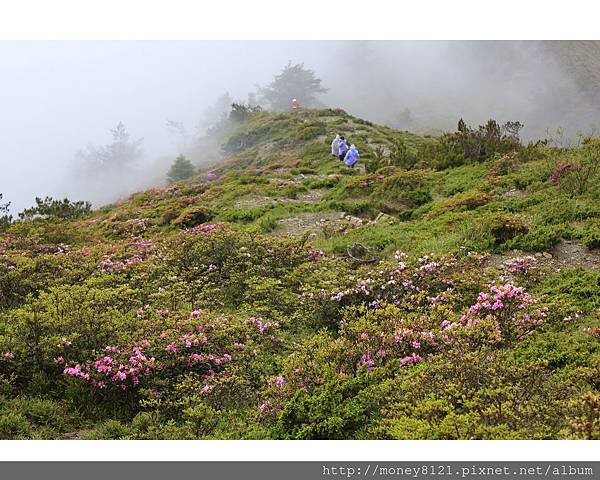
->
[344,144,360,167]
[338,136,348,161]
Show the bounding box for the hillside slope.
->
[0,109,598,440]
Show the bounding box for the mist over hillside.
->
[2,41,599,214]
[323,41,600,138]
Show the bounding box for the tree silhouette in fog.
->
[76,122,144,176]
[259,62,327,110]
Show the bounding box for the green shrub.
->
[487,213,530,245]
[273,373,382,439]
[18,197,91,221]
[223,207,270,223]
[535,268,600,313]
[422,119,522,170]
[440,164,488,196]
[174,205,214,228]
[376,351,570,440]
[0,412,32,439]
[506,223,566,252]
[86,420,132,440]
[295,122,326,141]
[576,218,600,249]
[377,170,432,209]
[436,191,491,214]
[551,138,600,196]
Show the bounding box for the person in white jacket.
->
[331,134,341,157]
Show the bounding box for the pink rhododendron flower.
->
[274,376,285,387]
[400,353,422,366]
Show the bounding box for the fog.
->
[1,41,598,214]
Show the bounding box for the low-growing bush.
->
[18,197,92,221]
[551,137,600,196]
[506,223,567,252]
[173,205,214,228]
[576,218,600,249]
[295,122,326,141]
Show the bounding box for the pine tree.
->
[167,155,196,183]
[0,193,11,230]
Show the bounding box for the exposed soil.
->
[486,241,600,278]
[233,195,277,209]
[296,189,326,202]
[234,189,327,209]
[551,240,600,270]
[273,212,346,236]
[502,189,527,199]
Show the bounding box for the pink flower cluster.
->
[186,223,226,235]
[505,256,537,275]
[246,317,279,334]
[64,346,157,390]
[551,161,577,186]
[99,236,156,274]
[330,279,374,302]
[327,253,457,312]
[164,330,208,352]
[100,253,145,273]
[453,283,546,340]
[417,255,441,273]
[351,320,436,373]
[188,352,232,367]
[62,310,282,393]
[309,249,325,262]
[357,352,376,371]
[400,353,422,366]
